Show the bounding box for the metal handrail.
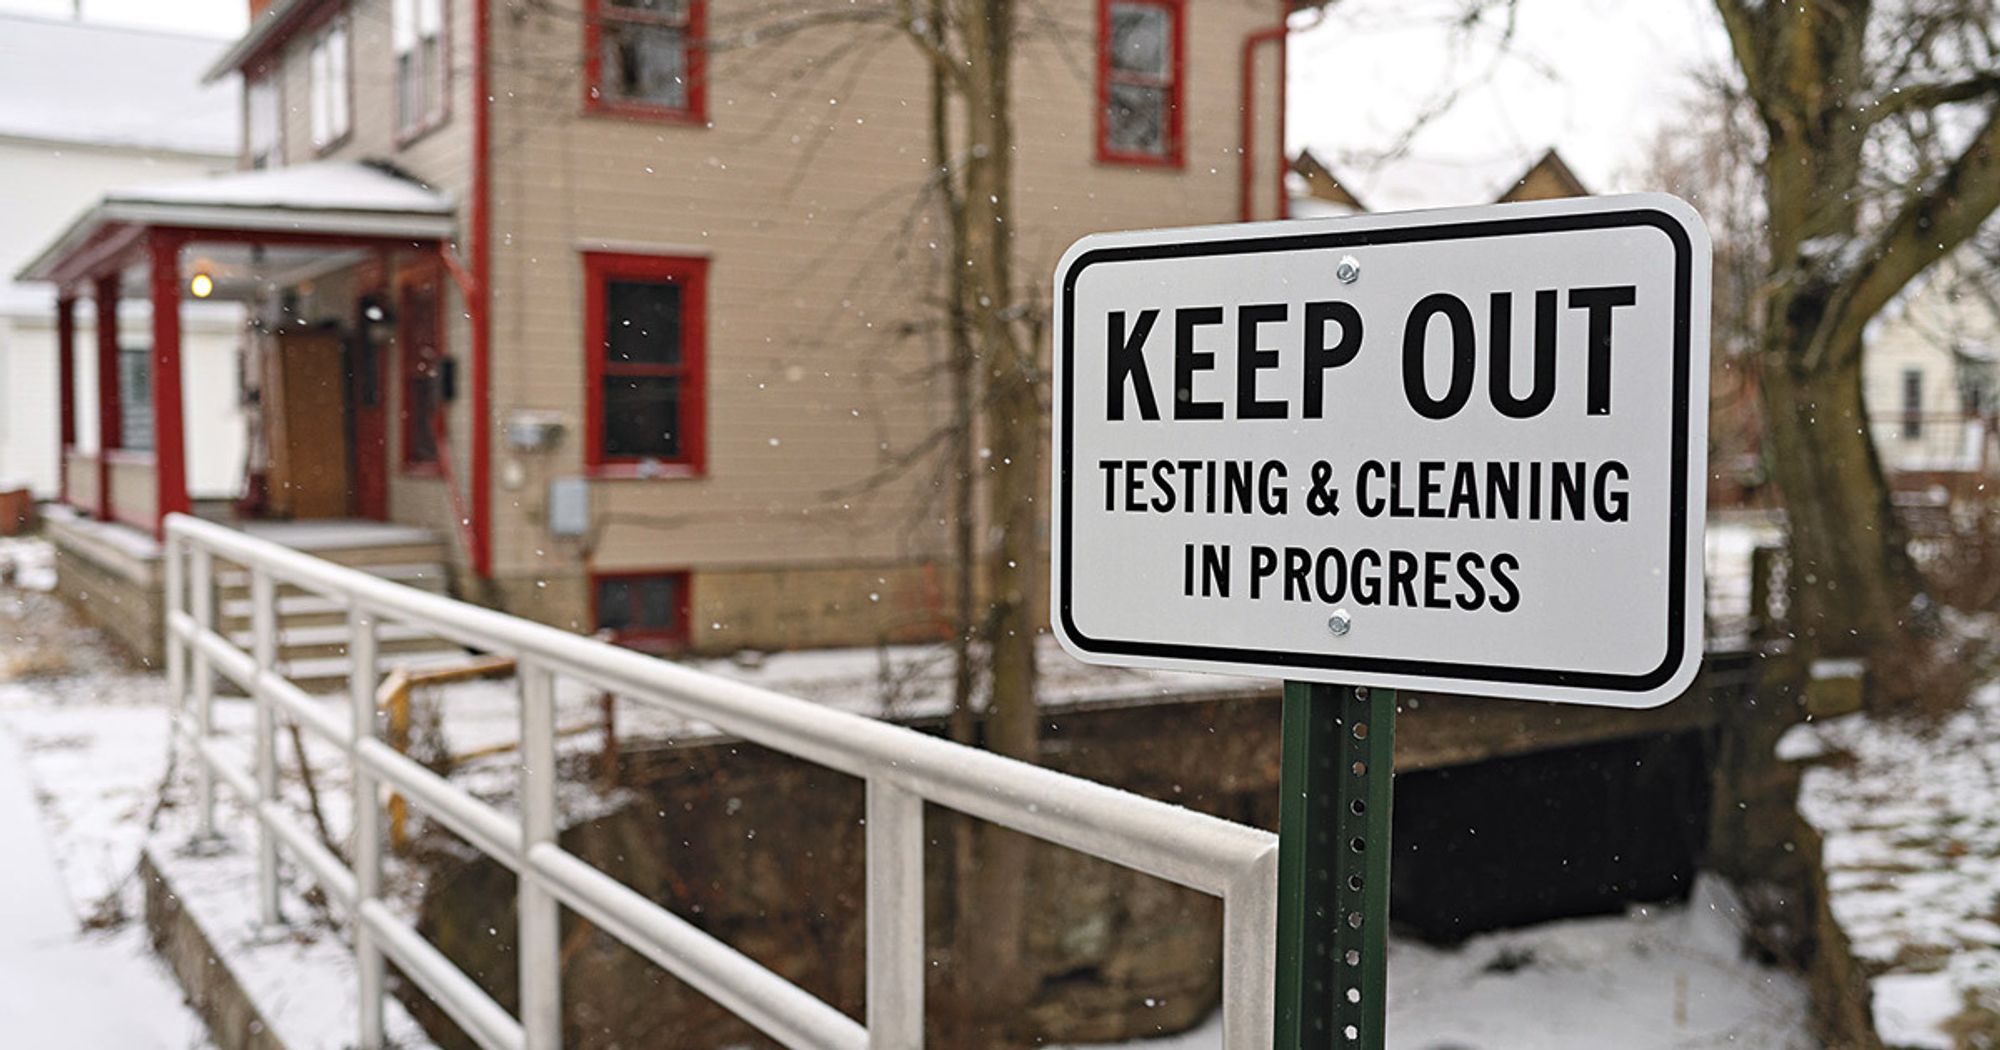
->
[162,512,1279,1050]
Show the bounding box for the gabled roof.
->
[1288,146,1594,216]
[0,13,237,155]
[19,161,459,284]
[1495,149,1592,203]
[1290,150,1368,212]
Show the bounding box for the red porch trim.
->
[92,275,120,522]
[50,224,148,296]
[56,297,75,504]
[149,231,189,537]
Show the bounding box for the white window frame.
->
[393,0,449,138]
[309,16,352,150]
[246,71,282,168]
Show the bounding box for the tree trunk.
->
[1758,342,1921,662]
[950,0,1042,1037]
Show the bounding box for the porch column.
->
[149,232,189,535]
[55,295,75,504]
[93,273,121,523]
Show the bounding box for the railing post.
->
[163,531,185,715]
[518,662,563,1049]
[866,777,924,1048]
[250,566,280,926]
[350,608,385,1050]
[190,544,216,839]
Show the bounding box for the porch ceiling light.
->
[189,272,215,299]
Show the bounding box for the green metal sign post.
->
[1275,681,1397,1049]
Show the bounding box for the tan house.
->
[22,0,1295,664]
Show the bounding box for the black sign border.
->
[1056,207,1696,695]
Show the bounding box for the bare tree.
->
[1713,0,2000,705]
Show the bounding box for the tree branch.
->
[1862,72,2000,124]
[1712,0,1770,109]
[1814,101,2000,370]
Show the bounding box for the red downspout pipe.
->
[1239,1,1293,223]
[469,0,493,578]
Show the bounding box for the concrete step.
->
[215,562,450,599]
[226,622,452,662]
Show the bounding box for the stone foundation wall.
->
[47,514,163,668]
[140,848,288,1050]
[486,559,964,652]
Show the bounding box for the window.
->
[400,268,445,470]
[593,571,692,649]
[587,0,706,122]
[393,0,448,138]
[308,17,352,150]
[584,253,707,474]
[118,348,153,452]
[1902,367,1923,440]
[1097,0,1182,166]
[1962,369,1992,417]
[247,71,281,168]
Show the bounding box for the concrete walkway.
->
[0,729,208,1049]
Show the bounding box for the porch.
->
[20,161,477,674]
[18,160,466,543]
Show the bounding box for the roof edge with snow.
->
[18,161,459,285]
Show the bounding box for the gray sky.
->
[0,0,243,37]
[1289,0,1735,209]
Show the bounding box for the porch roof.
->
[17,160,459,285]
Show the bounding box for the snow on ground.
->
[1055,877,1811,1050]
[1795,682,2000,1049]
[0,534,55,593]
[0,547,211,1048]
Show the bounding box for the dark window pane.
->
[602,375,683,458]
[1107,82,1168,155]
[609,0,688,15]
[597,579,632,630]
[605,280,683,365]
[398,52,419,132]
[638,576,678,629]
[407,374,439,463]
[601,21,689,109]
[119,348,154,452]
[1109,3,1169,76]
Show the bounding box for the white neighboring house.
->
[0,14,245,501]
[1863,254,2000,479]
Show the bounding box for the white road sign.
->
[1050,194,1711,708]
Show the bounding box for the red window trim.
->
[583,251,708,477]
[590,569,693,650]
[398,260,446,476]
[583,0,708,126]
[1094,0,1186,169]
[393,0,454,148]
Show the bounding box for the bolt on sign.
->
[1051,195,1712,708]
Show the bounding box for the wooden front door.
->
[351,293,392,520]
[264,330,352,519]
